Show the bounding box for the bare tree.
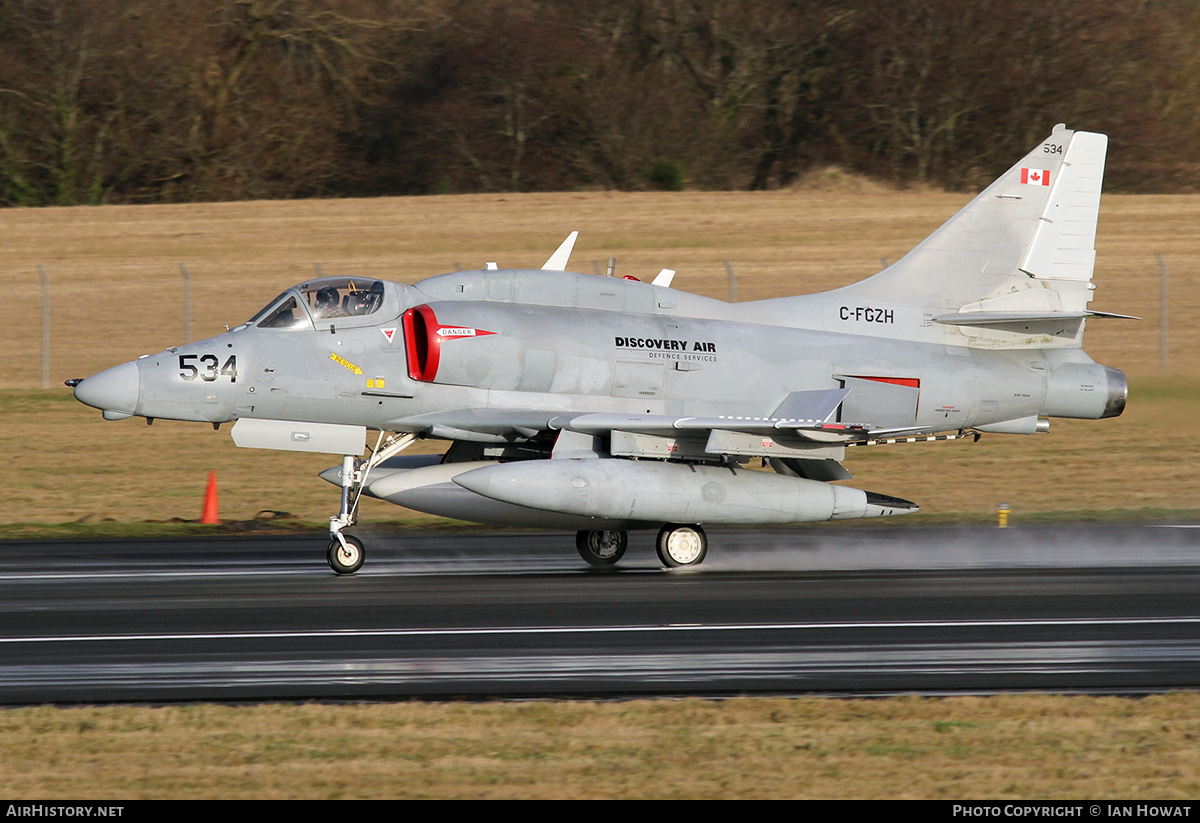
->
[0,0,1191,202]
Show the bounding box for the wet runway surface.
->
[1,523,1198,702]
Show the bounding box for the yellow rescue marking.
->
[329,352,363,375]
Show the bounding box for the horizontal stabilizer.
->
[933,310,1139,327]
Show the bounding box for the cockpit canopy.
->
[244,277,400,331]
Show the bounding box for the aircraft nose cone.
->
[73,361,140,419]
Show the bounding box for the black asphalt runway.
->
[1,523,1198,703]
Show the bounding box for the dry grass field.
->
[2,188,1198,527]
[1,695,1197,799]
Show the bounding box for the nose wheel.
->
[656,524,707,568]
[328,534,365,575]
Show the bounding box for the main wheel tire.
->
[656,524,707,568]
[575,529,628,567]
[327,535,365,575]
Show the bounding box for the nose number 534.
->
[179,354,237,382]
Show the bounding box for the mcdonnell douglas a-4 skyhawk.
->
[71,124,1130,574]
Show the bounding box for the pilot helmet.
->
[315,285,340,311]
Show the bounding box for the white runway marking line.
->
[0,560,594,582]
[3,616,1200,645]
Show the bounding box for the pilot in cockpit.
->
[314,285,346,318]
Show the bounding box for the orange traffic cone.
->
[200,471,220,524]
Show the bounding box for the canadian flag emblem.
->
[1021,168,1051,186]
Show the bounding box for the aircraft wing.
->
[391,389,874,445]
[392,407,869,442]
[559,412,868,443]
[565,388,871,443]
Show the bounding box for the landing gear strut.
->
[327,432,418,575]
[656,524,708,568]
[575,530,628,567]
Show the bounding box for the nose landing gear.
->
[326,431,419,575]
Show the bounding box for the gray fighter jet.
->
[71,124,1130,573]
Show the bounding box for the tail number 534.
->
[179,354,237,382]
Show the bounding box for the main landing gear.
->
[574,524,709,569]
[327,432,419,575]
[656,524,708,568]
[575,529,628,567]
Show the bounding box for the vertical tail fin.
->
[815,124,1113,347]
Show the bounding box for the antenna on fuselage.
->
[541,231,579,271]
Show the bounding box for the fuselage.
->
[75,269,1125,436]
